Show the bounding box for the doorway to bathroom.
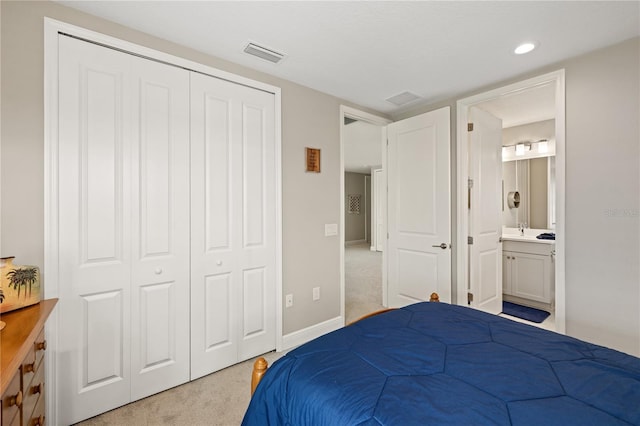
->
[456,70,566,333]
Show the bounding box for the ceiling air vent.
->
[243,42,285,64]
[386,91,421,106]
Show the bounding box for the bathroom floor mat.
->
[502,301,550,323]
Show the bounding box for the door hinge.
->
[467,178,474,189]
[467,292,474,304]
[467,236,474,245]
[468,122,474,132]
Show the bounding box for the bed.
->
[243,296,640,425]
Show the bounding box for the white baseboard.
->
[280,315,344,351]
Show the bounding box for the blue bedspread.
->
[243,302,640,425]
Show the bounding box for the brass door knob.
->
[35,340,47,351]
[9,390,23,407]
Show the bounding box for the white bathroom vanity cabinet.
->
[502,237,555,306]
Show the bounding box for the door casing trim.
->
[339,106,391,320]
[455,70,566,333]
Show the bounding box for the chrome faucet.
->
[518,222,528,236]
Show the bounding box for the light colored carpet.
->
[76,244,382,425]
[345,242,384,324]
[76,351,282,426]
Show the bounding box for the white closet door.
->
[57,35,190,423]
[190,72,276,379]
[129,54,190,400]
[58,35,133,425]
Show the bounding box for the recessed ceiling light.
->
[514,42,536,55]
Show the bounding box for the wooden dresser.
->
[1,299,57,426]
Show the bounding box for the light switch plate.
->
[325,223,338,236]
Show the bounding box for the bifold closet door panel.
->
[190,72,276,380]
[57,35,190,423]
[58,35,133,425]
[129,54,191,401]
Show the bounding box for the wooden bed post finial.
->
[429,292,440,302]
[251,357,269,396]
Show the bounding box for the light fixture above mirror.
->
[503,139,555,161]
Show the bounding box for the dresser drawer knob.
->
[32,382,44,395]
[35,340,47,351]
[24,362,35,373]
[9,390,22,407]
[32,414,45,426]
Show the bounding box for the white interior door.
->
[129,53,191,401]
[387,107,451,306]
[57,35,190,424]
[469,106,503,314]
[58,35,133,425]
[190,72,276,380]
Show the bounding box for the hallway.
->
[345,243,384,324]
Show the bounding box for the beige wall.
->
[528,157,548,229]
[397,37,640,356]
[345,172,368,242]
[0,1,387,336]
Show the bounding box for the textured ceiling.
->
[55,1,639,117]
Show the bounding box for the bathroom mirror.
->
[503,156,555,229]
[502,119,556,230]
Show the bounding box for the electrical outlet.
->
[285,294,294,308]
[312,287,320,301]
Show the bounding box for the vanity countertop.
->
[502,228,555,245]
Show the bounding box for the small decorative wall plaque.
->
[306,147,321,173]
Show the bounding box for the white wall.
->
[564,38,639,356]
[343,120,383,173]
